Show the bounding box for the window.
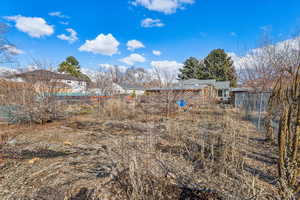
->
[218,90,223,97]
[224,90,229,97]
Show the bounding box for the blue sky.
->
[1,0,300,72]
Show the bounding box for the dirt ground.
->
[0,102,279,200]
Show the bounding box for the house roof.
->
[7,70,89,82]
[179,79,216,86]
[179,79,231,90]
[146,84,209,91]
[215,81,230,89]
[230,87,252,92]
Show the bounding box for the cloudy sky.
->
[1,0,300,73]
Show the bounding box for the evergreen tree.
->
[203,49,237,87]
[58,56,91,82]
[178,49,237,87]
[178,57,201,80]
[58,56,81,78]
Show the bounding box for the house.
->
[117,83,145,95]
[5,70,90,93]
[87,82,145,96]
[215,81,231,101]
[179,79,231,100]
[88,82,121,96]
[145,84,216,97]
[145,79,217,101]
[146,79,231,100]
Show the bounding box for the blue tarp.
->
[176,100,187,108]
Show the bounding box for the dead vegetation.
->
[267,66,300,200]
[0,97,281,200]
[0,72,67,124]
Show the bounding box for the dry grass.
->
[0,78,67,124]
[0,97,280,200]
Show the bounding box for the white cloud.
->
[23,65,39,72]
[0,67,18,77]
[152,50,161,56]
[0,65,42,77]
[49,11,69,19]
[132,0,195,14]
[5,15,54,38]
[0,45,24,55]
[120,53,146,65]
[228,52,245,70]
[150,60,183,72]
[229,32,236,37]
[59,21,69,25]
[141,18,165,28]
[150,60,183,83]
[127,40,145,51]
[229,36,300,70]
[99,64,128,73]
[80,68,98,81]
[260,25,272,32]
[0,65,45,77]
[57,28,78,43]
[79,34,120,56]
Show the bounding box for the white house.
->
[5,70,90,93]
[88,82,125,96]
[117,83,145,95]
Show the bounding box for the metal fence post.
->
[258,92,263,130]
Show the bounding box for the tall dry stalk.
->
[269,66,300,199]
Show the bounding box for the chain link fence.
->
[234,92,271,131]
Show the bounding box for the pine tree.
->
[58,56,81,78]
[58,56,91,82]
[178,57,200,80]
[178,49,237,87]
[203,49,237,87]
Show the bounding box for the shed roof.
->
[230,87,252,92]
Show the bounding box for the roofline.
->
[7,70,89,82]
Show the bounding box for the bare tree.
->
[240,34,300,90]
[240,33,300,199]
[107,65,125,84]
[94,71,114,96]
[150,66,181,117]
[239,34,300,142]
[0,23,17,64]
[123,67,151,85]
[152,66,177,88]
[0,59,68,124]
